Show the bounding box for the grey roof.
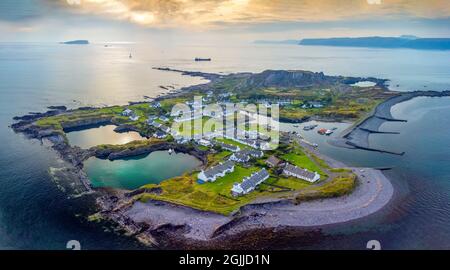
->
[266,155,281,166]
[231,151,250,162]
[218,142,239,151]
[240,169,269,191]
[283,163,317,180]
[154,131,166,137]
[160,125,171,133]
[241,149,264,158]
[203,161,234,179]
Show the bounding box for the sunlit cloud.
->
[56,0,450,28]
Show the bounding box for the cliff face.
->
[232,69,387,90]
[237,70,335,89]
[61,116,113,130]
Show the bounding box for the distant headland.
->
[61,40,89,45]
[255,36,450,50]
[300,36,450,50]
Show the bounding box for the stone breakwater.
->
[330,90,450,155]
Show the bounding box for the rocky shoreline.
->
[10,103,396,249]
[93,165,393,249]
[9,68,409,249]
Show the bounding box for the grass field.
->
[216,138,251,150]
[281,149,326,177]
[294,173,357,203]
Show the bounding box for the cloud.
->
[15,0,450,29]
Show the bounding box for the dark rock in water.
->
[12,110,60,121]
[113,124,139,133]
[61,40,89,45]
[47,105,67,111]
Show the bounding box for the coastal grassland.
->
[308,152,332,170]
[200,165,260,194]
[35,106,125,130]
[281,150,326,177]
[278,94,383,122]
[33,103,170,139]
[223,83,390,122]
[172,116,216,137]
[266,177,312,190]
[215,138,251,150]
[294,172,357,203]
[159,97,189,112]
[207,151,232,166]
[137,164,309,215]
[137,165,354,215]
[94,138,164,151]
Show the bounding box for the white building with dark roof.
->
[231,169,270,197]
[229,151,250,163]
[129,113,139,121]
[147,120,162,128]
[283,163,320,183]
[230,149,264,163]
[198,161,235,183]
[159,116,169,122]
[159,125,171,134]
[122,109,133,116]
[197,139,212,147]
[217,142,240,152]
[153,131,167,139]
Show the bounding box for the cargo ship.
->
[195,57,212,61]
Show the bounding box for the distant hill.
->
[254,39,300,45]
[299,36,450,50]
[234,69,386,90]
[61,40,89,45]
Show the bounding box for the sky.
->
[0,0,449,43]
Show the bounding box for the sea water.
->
[0,42,449,249]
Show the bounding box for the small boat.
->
[195,57,211,61]
[168,149,174,154]
[293,125,299,128]
[318,128,333,135]
[318,128,327,135]
[331,127,338,131]
[303,124,318,131]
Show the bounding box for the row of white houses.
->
[197,161,235,183]
[282,163,321,183]
[231,169,270,197]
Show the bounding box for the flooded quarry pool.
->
[66,124,145,149]
[84,151,202,190]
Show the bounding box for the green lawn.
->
[281,150,326,177]
[270,177,312,190]
[216,138,251,150]
[207,151,232,166]
[199,165,259,195]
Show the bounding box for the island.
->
[61,40,90,45]
[299,36,450,50]
[11,68,450,249]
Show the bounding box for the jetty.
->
[334,90,450,155]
